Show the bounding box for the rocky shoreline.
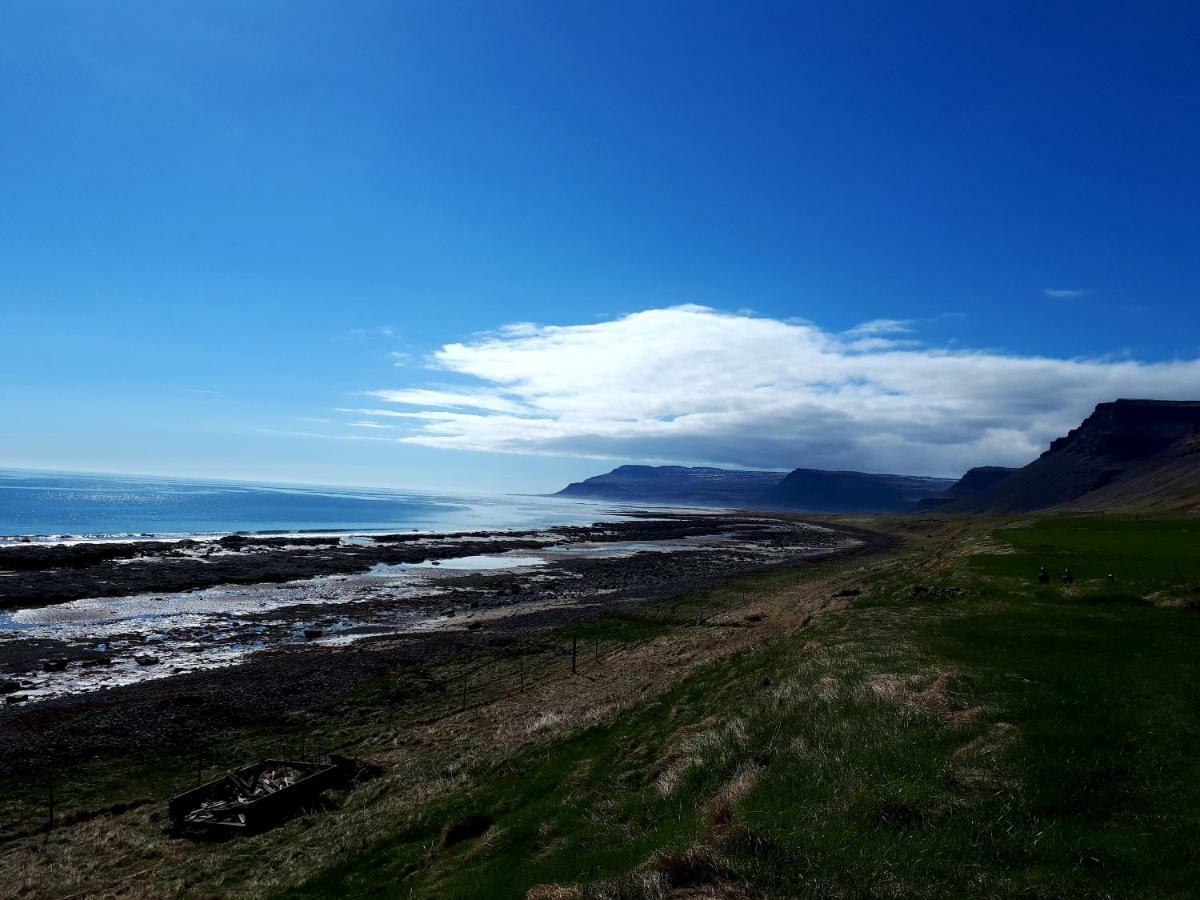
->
[0,511,889,775]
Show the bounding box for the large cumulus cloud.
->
[354,305,1200,476]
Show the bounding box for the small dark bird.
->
[1038,566,1049,584]
[1062,568,1074,583]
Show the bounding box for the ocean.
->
[0,469,623,541]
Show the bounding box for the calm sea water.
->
[0,470,622,541]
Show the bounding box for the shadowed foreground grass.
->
[286,517,1200,898]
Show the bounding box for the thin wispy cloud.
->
[353,305,1200,476]
[1044,288,1087,299]
[843,318,915,336]
[365,388,527,415]
[262,429,395,443]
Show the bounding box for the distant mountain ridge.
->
[555,465,784,508]
[756,468,955,513]
[945,399,1200,513]
[555,464,954,513]
[915,466,1018,510]
[556,400,1200,516]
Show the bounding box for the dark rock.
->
[134,655,160,667]
[0,679,20,695]
[303,629,323,640]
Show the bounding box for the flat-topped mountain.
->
[948,399,1200,513]
[557,400,1200,515]
[556,464,954,513]
[756,468,955,513]
[945,466,1020,496]
[555,465,785,507]
[1060,433,1200,512]
[915,466,1018,509]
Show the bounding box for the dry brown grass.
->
[862,669,983,724]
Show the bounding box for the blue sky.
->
[2,2,1198,492]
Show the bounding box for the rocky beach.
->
[0,510,877,775]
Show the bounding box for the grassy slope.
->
[288,517,1200,898]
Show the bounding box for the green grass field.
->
[286,517,1200,898]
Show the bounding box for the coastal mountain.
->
[557,401,1200,516]
[555,465,785,507]
[1061,433,1200,513]
[943,466,1020,497]
[946,399,1200,513]
[915,466,1018,510]
[556,464,955,513]
[755,468,956,513]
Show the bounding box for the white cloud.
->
[364,388,527,414]
[843,318,915,336]
[359,305,1200,476]
[1044,288,1087,299]
[843,337,921,353]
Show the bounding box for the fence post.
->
[571,634,577,675]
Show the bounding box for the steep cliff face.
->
[1057,433,1200,513]
[555,465,785,507]
[915,466,1018,509]
[754,469,955,513]
[948,400,1200,513]
[945,466,1019,496]
[1042,399,1200,461]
